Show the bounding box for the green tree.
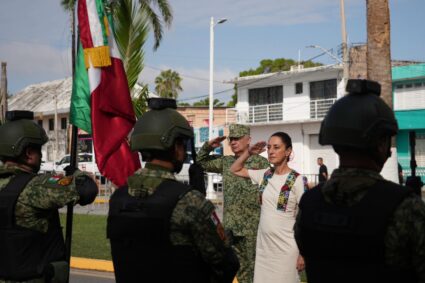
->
[227,84,238,107]
[193,98,224,107]
[154,69,183,99]
[178,102,191,107]
[239,58,322,77]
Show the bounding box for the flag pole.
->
[65,1,78,281]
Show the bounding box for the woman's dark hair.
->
[270,132,292,149]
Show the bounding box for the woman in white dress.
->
[230,132,305,283]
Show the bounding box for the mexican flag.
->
[70,0,141,186]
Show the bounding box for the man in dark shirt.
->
[317,157,328,184]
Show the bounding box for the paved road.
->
[70,269,115,283]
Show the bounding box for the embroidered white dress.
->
[248,169,305,283]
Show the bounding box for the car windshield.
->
[60,156,71,164]
[79,154,92,162]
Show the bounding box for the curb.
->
[70,257,240,283]
[70,257,114,273]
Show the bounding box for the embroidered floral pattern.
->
[258,168,274,205]
[277,171,299,211]
[259,168,299,211]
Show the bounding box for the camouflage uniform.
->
[0,164,92,283]
[197,125,269,283]
[294,168,425,282]
[127,163,232,282]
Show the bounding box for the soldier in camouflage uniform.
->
[107,98,239,283]
[0,111,98,283]
[197,124,269,283]
[294,80,425,283]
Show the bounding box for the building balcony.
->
[227,98,337,125]
[309,98,337,119]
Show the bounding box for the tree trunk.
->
[0,62,7,124]
[367,0,398,183]
[366,0,392,107]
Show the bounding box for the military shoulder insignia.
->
[210,211,226,241]
[47,175,73,186]
[58,176,73,186]
[47,176,62,184]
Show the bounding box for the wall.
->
[178,106,235,155]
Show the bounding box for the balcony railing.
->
[310,98,336,119]
[248,103,284,123]
[229,99,337,124]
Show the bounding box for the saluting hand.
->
[208,136,227,148]
[248,141,266,155]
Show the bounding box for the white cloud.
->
[138,66,237,102]
[0,42,71,89]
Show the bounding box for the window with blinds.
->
[309,79,337,100]
[248,86,283,106]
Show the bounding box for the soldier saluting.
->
[0,111,98,283]
[107,98,239,283]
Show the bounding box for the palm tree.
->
[367,0,392,107]
[61,0,172,90]
[193,98,225,107]
[112,0,149,89]
[154,69,183,99]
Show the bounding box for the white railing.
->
[248,103,284,123]
[226,99,337,124]
[310,98,336,119]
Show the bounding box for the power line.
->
[144,65,231,84]
[177,64,342,103]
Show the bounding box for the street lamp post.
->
[207,16,227,199]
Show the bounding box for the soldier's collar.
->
[331,167,383,181]
[145,162,174,172]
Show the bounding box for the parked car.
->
[55,153,99,174]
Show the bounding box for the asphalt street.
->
[70,269,115,283]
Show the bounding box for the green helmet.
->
[319,79,398,149]
[130,99,194,152]
[0,114,48,158]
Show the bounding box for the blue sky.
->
[0,0,424,103]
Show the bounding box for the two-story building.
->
[392,63,425,182]
[229,64,345,180]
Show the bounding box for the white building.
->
[8,78,158,163]
[228,64,345,180]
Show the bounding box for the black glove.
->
[63,165,77,176]
[189,163,206,196]
[405,176,423,196]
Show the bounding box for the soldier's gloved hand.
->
[405,176,424,196]
[63,165,78,176]
[189,163,206,196]
[75,174,98,205]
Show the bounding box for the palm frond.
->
[113,0,149,89]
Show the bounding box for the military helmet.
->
[319,79,398,149]
[0,111,48,158]
[130,98,194,151]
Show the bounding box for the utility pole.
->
[0,62,8,124]
[340,0,349,83]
